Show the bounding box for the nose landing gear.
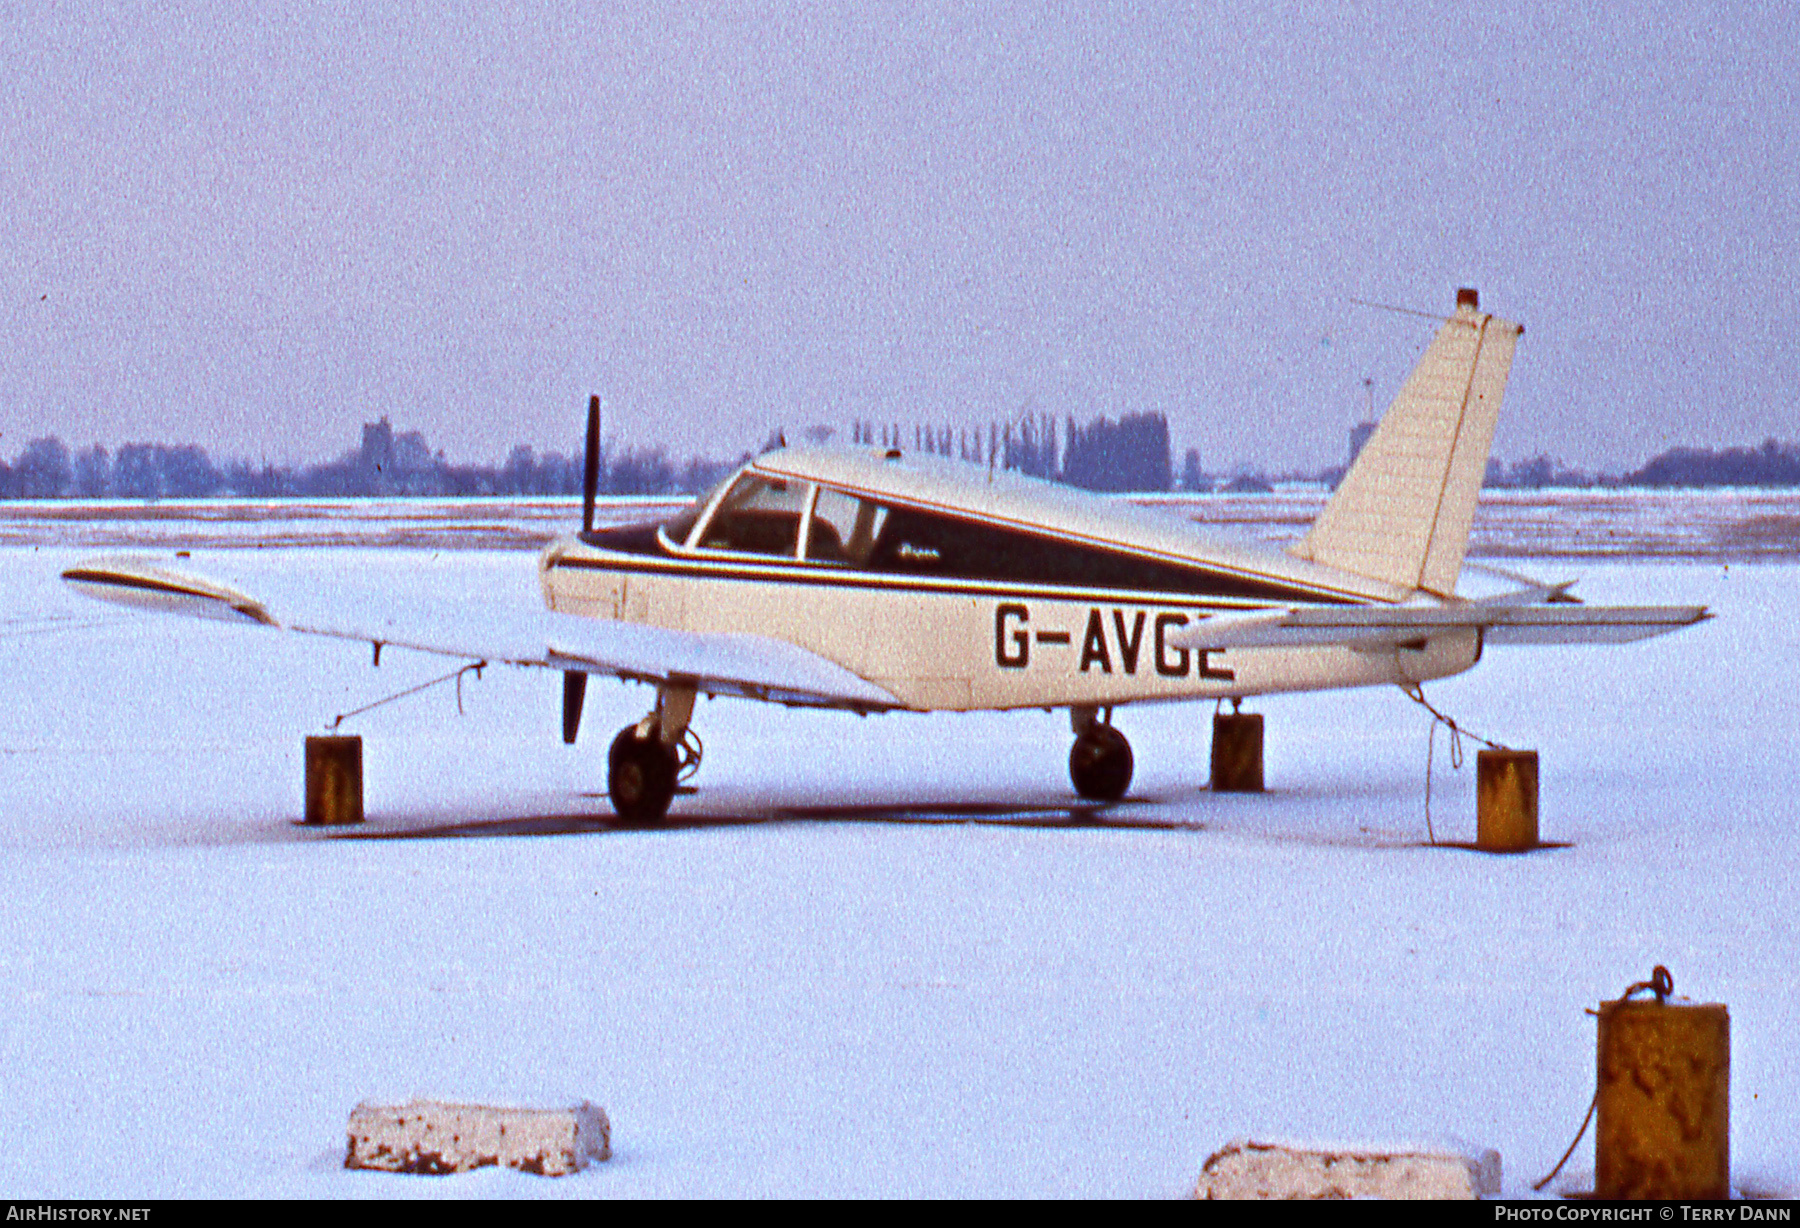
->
[607,725,680,821]
[606,683,701,822]
[1069,706,1133,802]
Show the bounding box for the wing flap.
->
[62,556,903,712]
[543,623,902,709]
[1171,603,1711,649]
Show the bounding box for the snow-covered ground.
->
[0,499,1792,1197]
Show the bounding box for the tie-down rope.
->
[1401,684,1508,845]
[329,660,486,730]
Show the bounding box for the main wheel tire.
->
[608,725,680,822]
[1069,725,1134,802]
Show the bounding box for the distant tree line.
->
[1324,438,1800,492]
[1482,455,1600,489]
[0,412,1192,498]
[0,419,739,500]
[14,413,1788,499]
[0,409,1183,499]
[1620,439,1800,487]
[847,411,1175,492]
[1471,441,1800,490]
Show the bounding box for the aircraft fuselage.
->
[539,448,1479,713]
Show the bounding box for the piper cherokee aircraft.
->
[63,289,1707,821]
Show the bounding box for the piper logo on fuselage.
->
[994,603,1234,680]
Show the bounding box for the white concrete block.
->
[1195,1138,1500,1200]
[346,1099,610,1175]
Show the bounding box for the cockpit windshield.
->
[659,471,737,547]
[695,473,808,556]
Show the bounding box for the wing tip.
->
[62,558,276,627]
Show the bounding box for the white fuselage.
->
[538,449,1480,713]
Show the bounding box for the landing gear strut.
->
[1069,706,1133,802]
[606,683,700,822]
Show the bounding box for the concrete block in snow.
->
[1195,1138,1500,1200]
[346,1099,610,1175]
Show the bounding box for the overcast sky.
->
[1,1,1794,473]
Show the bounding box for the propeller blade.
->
[582,393,600,534]
[562,669,587,744]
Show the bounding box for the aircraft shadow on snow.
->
[321,793,1204,841]
[320,808,1571,851]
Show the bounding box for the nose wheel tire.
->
[1070,725,1134,801]
[608,725,680,822]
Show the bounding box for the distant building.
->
[361,417,395,475]
[1348,420,1378,467]
[1179,447,1207,492]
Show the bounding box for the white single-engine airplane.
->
[64,290,1707,820]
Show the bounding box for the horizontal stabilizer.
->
[1170,602,1711,650]
[62,556,903,712]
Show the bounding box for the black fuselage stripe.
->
[549,552,1365,608]
[580,494,1377,604]
[750,462,1380,603]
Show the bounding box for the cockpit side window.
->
[696,474,807,557]
[660,502,703,547]
[805,487,890,565]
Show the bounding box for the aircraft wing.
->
[1170,601,1711,650]
[61,556,904,712]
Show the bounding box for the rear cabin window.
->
[698,475,807,557]
[805,487,889,565]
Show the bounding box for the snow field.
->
[0,546,1791,1197]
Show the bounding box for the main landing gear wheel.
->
[1070,724,1134,802]
[608,724,680,822]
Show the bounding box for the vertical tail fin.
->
[1289,289,1522,597]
